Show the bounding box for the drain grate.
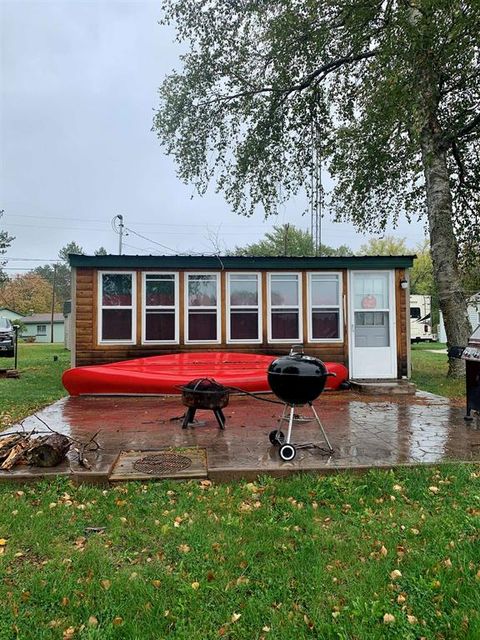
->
[133,452,193,475]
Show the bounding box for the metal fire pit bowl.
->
[179,378,229,430]
[133,452,192,475]
[180,378,230,410]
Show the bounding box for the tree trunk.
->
[26,434,71,467]
[420,126,471,377]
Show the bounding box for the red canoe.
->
[62,352,349,396]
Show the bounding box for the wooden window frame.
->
[226,272,262,344]
[97,271,136,345]
[141,272,179,345]
[184,272,221,344]
[267,272,303,344]
[307,272,343,343]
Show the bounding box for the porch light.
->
[400,278,408,289]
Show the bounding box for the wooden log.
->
[0,434,25,461]
[1,439,31,470]
[26,434,71,467]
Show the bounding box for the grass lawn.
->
[410,342,465,400]
[0,344,69,428]
[0,466,479,639]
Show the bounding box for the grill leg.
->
[182,407,196,429]
[214,408,226,430]
[309,402,334,453]
[286,405,295,444]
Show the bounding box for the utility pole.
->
[283,223,290,256]
[50,263,57,344]
[117,214,124,255]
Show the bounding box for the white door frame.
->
[348,270,397,379]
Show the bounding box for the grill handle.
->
[289,344,305,356]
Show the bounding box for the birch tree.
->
[154,0,480,376]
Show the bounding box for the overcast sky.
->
[1,0,428,274]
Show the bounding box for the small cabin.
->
[68,254,414,380]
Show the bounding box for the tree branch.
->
[456,112,480,139]
[199,49,377,106]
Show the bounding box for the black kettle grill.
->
[267,346,334,461]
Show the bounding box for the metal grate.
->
[133,452,192,475]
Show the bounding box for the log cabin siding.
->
[72,262,411,377]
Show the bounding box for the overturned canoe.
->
[62,352,349,396]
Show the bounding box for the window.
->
[353,272,391,348]
[142,273,178,343]
[308,273,342,341]
[37,324,47,336]
[410,307,421,319]
[268,273,302,342]
[98,272,135,343]
[227,273,261,342]
[185,273,220,342]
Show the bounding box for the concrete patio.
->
[1,389,479,484]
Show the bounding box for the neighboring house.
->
[0,308,24,322]
[21,313,65,343]
[69,253,414,380]
[438,294,480,343]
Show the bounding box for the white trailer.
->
[410,295,437,343]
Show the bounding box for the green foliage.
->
[0,466,479,638]
[234,224,353,257]
[359,235,409,256]
[155,1,480,239]
[32,242,92,309]
[411,343,464,398]
[0,344,69,426]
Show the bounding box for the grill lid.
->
[468,324,480,345]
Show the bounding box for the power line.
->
[124,227,177,254]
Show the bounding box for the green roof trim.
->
[69,254,415,269]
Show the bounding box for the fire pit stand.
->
[179,378,229,430]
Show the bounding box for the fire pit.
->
[179,378,229,429]
[267,346,334,461]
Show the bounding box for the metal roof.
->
[69,254,416,269]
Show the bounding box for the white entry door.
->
[349,271,397,379]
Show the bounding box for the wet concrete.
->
[2,390,479,483]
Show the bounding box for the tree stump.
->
[26,434,71,467]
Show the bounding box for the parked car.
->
[0,317,15,357]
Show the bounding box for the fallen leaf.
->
[443,558,452,568]
[0,539,7,546]
[100,579,111,590]
[87,616,98,627]
[380,545,388,557]
[152,580,161,588]
[429,486,439,494]
[178,544,191,553]
[397,594,406,604]
[407,615,418,624]
[191,582,200,590]
[383,613,395,624]
[262,625,271,631]
[390,570,402,580]
[231,612,242,623]
[113,616,123,626]
[63,627,75,639]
